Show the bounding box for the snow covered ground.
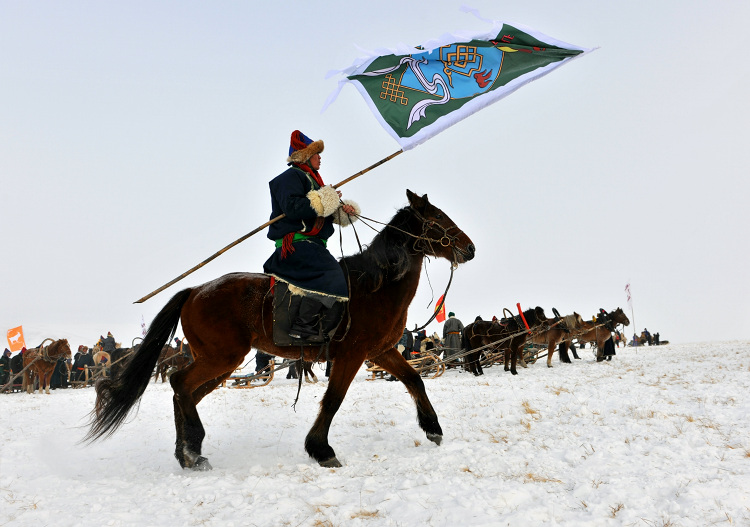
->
[2,341,749,527]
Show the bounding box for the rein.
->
[344,207,464,332]
[350,208,464,265]
[35,344,67,364]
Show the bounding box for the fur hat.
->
[448,312,455,317]
[287,130,324,164]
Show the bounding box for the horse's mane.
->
[500,307,543,329]
[340,207,417,293]
[563,314,580,330]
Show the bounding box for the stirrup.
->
[288,329,324,343]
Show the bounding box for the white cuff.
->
[333,199,361,226]
[307,185,340,217]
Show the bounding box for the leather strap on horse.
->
[333,205,463,334]
[292,346,305,412]
[412,266,454,333]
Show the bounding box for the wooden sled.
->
[227,361,278,389]
[366,351,445,381]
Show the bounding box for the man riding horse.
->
[263,130,360,344]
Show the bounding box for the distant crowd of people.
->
[1,331,189,391]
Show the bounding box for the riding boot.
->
[289,297,325,343]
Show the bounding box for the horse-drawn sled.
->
[366,349,445,380]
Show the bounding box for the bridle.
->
[342,205,468,332]
[351,205,468,268]
[408,207,463,264]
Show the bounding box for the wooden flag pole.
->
[134,149,403,304]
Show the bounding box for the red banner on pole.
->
[7,326,26,352]
[435,295,447,323]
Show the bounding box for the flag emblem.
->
[331,21,592,150]
[7,325,26,353]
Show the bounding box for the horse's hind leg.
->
[369,348,443,445]
[466,351,481,376]
[169,358,242,471]
[547,342,555,368]
[304,362,318,384]
[558,342,571,363]
[23,370,31,393]
[519,349,528,368]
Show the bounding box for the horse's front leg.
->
[368,347,443,445]
[509,345,519,375]
[305,353,365,467]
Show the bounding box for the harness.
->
[350,206,468,332]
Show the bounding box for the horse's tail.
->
[558,340,570,363]
[84,288,192,442]
[461,326,470,351]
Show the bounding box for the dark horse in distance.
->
[86,191,475,470]
[463,307,548,376]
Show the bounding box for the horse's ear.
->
[406,189,428,211]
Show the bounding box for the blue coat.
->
[263,166,348,299]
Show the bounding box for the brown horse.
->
[527,312,584,367]
[560,307,630,361]
[109,345,138,380]
[463,307,548,376]
[86,190,475,469]
[23,339,72,394]
[154,342,193,383]
[290,360,318,383]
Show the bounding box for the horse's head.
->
[406,190,475,265]
[532,306,548,324]
[611,307,630,326]
[55,339,72,359]
[521,306,547,330]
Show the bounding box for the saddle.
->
[271,279,345,347]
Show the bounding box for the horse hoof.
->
[511,370,518,376]
[192,456,213,471]
[319,457,342,468]
[426,432,442,446]
[547,364,553,368]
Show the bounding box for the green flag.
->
[325,14,593,150]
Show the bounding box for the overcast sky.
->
[2,1,748,350]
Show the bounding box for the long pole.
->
[134,149,403,304]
